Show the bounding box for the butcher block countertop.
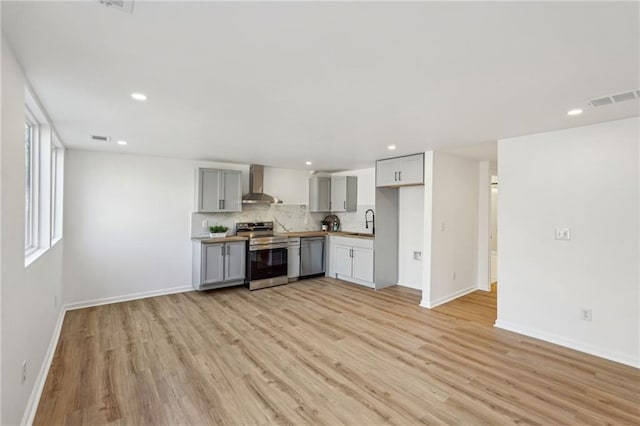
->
[192,236,249,243]
[277,231,375,240]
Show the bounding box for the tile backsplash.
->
[191,204,376,237]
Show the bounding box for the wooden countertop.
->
[192,236,249,243]
[277,231,375,240]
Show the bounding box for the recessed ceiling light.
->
[117,140,128,146]
[131,93,147,101]
[305,161,312,166]
[387,145,396,150]
[567,108,583,116]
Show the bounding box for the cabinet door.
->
[222,170,242,212]
[225,241,246,281]
[202,243,225,284]
[288,245,300,278]
[376,158,399,187]
[331,176,347,212]
[397,154,424,185]
[199,169,222,212]
[335,245,353,277]
[309,177,331,212]
[352,247,374,283]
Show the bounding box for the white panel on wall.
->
[263,167,311,205]
[496,117,640,367]
[398,186,424,290]
[427,152,480,306]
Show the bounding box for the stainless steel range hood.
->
[242,164,283,204]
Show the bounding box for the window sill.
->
[51,236,63,248]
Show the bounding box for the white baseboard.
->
[21,306,66,426]
[494,319,640,369]
[419,285,477,309]
[64,285,193,311]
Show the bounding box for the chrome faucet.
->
[365,209,375,235]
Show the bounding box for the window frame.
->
[24,86,65,266]
[24,107,40,258]
[50,134,64,246]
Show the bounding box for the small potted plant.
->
[209,225,228,238]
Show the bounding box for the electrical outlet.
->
[580,308,592,321]
[452,271,456,280]
[201,219,208,229]
[413,251,422,260]
[21,360,27,384]
[555,227,571,240]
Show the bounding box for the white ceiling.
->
[2,1,639,170]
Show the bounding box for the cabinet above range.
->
[309,176,358,213]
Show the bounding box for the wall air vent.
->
[588,90,639,108]
[91,135,111,142]
[97,0,134,14]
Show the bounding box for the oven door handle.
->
[249,243,288,251]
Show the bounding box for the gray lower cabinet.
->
[197,168,242,213]
[192,240,246,290]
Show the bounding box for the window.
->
[24,110,39,256]
[24,87,65,265]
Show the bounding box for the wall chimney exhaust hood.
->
[242,164,283,204]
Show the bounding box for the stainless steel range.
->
[236,222,289,290]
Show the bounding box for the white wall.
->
[63,150,196,305]
[398,186,424,290]
[421,151,480,307]
[496,117,640,367]
[1,39,65,426]
[264,167,312,205]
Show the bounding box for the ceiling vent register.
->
[588,89,640,108]
[97,0,134,14]
[90,135,110,142]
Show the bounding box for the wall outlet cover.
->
[555,227,571,240]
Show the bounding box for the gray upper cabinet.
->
[196,168,242,213]
[309,177,331,212]
[330,176,358,212]
[376,153,424,187]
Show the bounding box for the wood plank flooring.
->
[35,278,639,425]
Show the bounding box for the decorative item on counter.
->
[209,225,228,238]
[322,215,340,232]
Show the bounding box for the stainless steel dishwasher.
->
[300,236,325,278]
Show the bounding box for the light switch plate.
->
[413,251,422,260]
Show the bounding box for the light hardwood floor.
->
[36,278,639,425]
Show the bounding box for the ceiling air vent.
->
[97,0,134,14]
[588,90,639,108]
[91,135,111,142]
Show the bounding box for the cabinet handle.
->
[343,201,346,209]
[226,245,230,255]
[221,199,225,210]
[218,199,222,210]
[394,171,397,181]
[221,246,225,256]
[398,171,402,181]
